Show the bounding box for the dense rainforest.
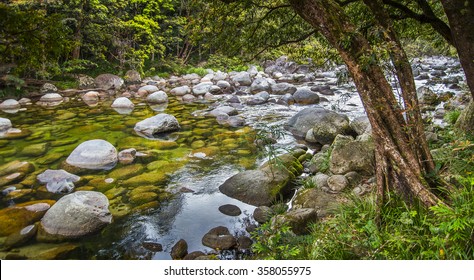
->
[0,0,473,260]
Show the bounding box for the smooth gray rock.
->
[38,191,112,242]
[250,77,271,93]
[293,88,320,105]
[66,139,118,170]
[138,85,159,95]
[0,99,21,110]
[134,113,180,137]
[146,91,168,104]
[37,169,80,194]
[111,97,134,108]
[0,117,12,133]
[232,72,252,86]
[209,106,238,117]
[192,82,213,95]
[270,82,297,95]
[170,85,191,96]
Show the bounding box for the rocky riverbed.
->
[0,56,470,259]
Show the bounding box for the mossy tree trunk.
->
[288,0,444,208]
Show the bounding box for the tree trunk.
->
[362,0,435,175]
[440,0,474,98]
[288,0,444,207]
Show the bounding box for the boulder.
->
[202,226,237,250]
[37,191,112,242]
[171,239,188,260]
[82,91,100,102]
[66,139,118,170]
[311,173,329,189]
[40,83,58,93]
[329,134,375,175]
[270,83,297,95]
[216,80,232,91]
[219,152,303,206]
[247,91,270,105]
[253,206,273,224]
[94,74,124,90]
[0,99,21,110]
[118,148,136,164]
[250,77,271,93]
[311,85,335,96]
[0,117,12,133]
[293,88,320,105]
[350,116,372,135]
[37,169,80,194]
[218,204,242,216]
[77,74,96,89]
[327,175,349,193]
[272,208,318,235]
[0,160,35,177]
[146,91,168,104]
[209,106,238,117]
[192,82,213,95]
[137,85,159,96]
[293,188,341,218]
[134,113,180,138]
[417,86,439,106]
[0,200,54,237]
[286,107,353,144]
[111,97,134,108]
[226,116,246,127]
[124,70,141,84]
[170,85,191,96]
[232,72,252,86]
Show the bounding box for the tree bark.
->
[288,0,444,207]
[440,0,474,98]
[362,0,435,175]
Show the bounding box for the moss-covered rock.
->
[123,171,168,187]
[0,242,80,260]
[0,200,55,236]
[219,152,303,206]
[108,164,144,180]
[0,161,35,177]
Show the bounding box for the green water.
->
[0,96,259,259]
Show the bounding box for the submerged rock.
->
[37,169,80,194]
[202,226,237,250]
[66,139,118,170]
[37,191,112,242]
[218,204,242,216]
[171,239,188,260]
[134,113,180,138]
[0,200,55,237]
